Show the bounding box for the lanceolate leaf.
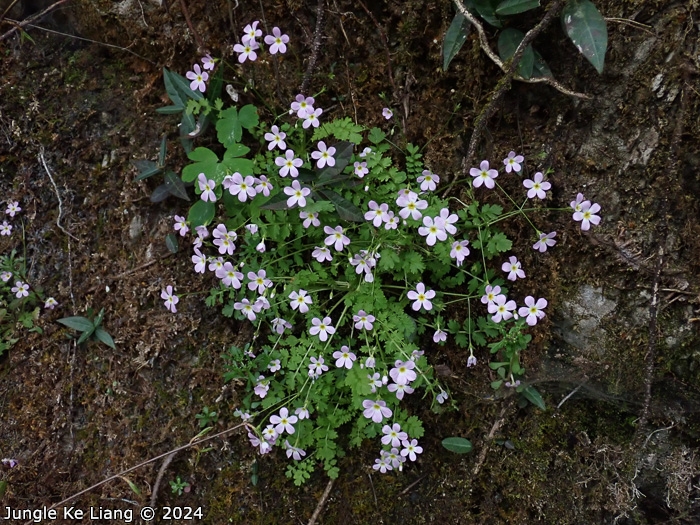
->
[316,189,364,222]
[532,49,553,78]
[497,28,535,79]
[521,385,546,409]
[165,233,179,254]
[57,316,94,332]
[441,437,473,454]
[164,171,190,201]
[495,0,540,16]
[94,327,116,349]
[561,0,607,74]
[443,12,471,71]
[466,0,502,28]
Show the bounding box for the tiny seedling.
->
[195,406,219,428]
[170,476,190,496]
[57,307,116,349]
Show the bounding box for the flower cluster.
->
[234,21,289,63]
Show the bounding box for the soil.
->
[0,0,699,524]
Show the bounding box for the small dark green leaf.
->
[497,28,535,79]
[561,0,607,74]
[149,184,171,203]
[443,12,471,71]
[317,189,364,222]
[164,171,190,201]
[77,327,96,345]
[165,233,179,254]
[168,69,203,102]
[187,199,215,228]
[155,105,186,115]
[179,111,196,154]
[163,68,184,107]
[441,437,473,454]
[521,386,546,410]
[94,327,116,349]
[496,0,540,15]
[532,49,553,78]
[133,160,163,181]
[467,0,502,27]
[367,127,386,145]
[57,316,94,332]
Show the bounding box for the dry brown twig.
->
[300,0,326,95]
[0,0,69,40]
[307,478,335,525]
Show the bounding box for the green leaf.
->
[443,12,471,71]
[94,327,116,349]
[441,437,473,454]
[217,107,243,147]
[561,0,607,74]
[179,111,196,154]
[496,0,540,15]
[164,171,190,201]
[182,147,219,183]
[486,231,512,255]
[120,476,141,496]
[532,49,553,78]
[188,199,215,227]
[259,190,291,211]
[168,68,203,102]
[367,127,386,145]
[467,0,502,28]
[163,68,184,107]
[521,386,546,409]
[149,184,171,203]
[498,28,535,79]
[57,316,94,332]
[0,480,7,499]
[155,105,185,115]
[316,141,354,185]
[238,104,259,130]
[165,233,179,254]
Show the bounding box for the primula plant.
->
[148,21,601,484]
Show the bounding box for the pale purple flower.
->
[290,94,315,118]
[365,201,389,227]
[161,285,178,313]
[0,271,11,282]
[407,282,435,311]
[285,441,306,461]
[438,208,458,234]
[308,355,329,377]
[272,317,292,334]
[518,296,548,326]
[295,406,310,420]
[489,295,517,323]
[289,289,312,313]
[174,215,189,237]
[417,169,439,191]
[264,27,289,54]
[467,355,477,367]
[256,241,266,253]
[359,147,372,158]
[208,256,224,273]
[224,172,257,202]
[436,390,448,404]
[303,107,323,128]
[400,439,423,461]
[242,21,262,44]
[373,455,392,473]
[255,296,271,311]
[253,175,273,197]
[362,399,392,423]
[523,172,551,199]
[262,424,278,443]
[570,192,586,212]
[573,201,601,231]
[353,310,375,330]
[311,141,336,169]
[418,216,447,246]
[254,375,269,398]
[0,221,11,236]
[247,269,272,294]
[276,149,303,178]
[450,240,470,266]
[433,329,447,343]
[382,107,393,120]
[390,359,416,385]
[470,160,498,189]
[481,284,503,307]
[268,359,281,372]
[300,211,320,228]
[5,201,21,217]
[533,231,557,252]
[186,64,208,92]
[333,346,356,369]
[197,173,216,202]
[264,125,287,151]
[271,407,298,434]
[503,151,524,173]
[235,298,262,321]
[396,191,428,220]
[195,225,209,239]
[216,262,244,288]
[212,224,237,255]
[1,458,18,468]
[233,40,259,63]
[284,180,311,208]
[309,317,335,342]
[384,211,399,230]
[323,225,351,251]
[44,297,59,309]
[312,245,333,262]
[192,248,207,274]
[386,448,405,469]
[502,256,525,281]
[382,424,408,447]
[388,382,414,400]
[201,54,215,70]
[365,356,376,369]
[354,161,368,178]
[245,223,259,235]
